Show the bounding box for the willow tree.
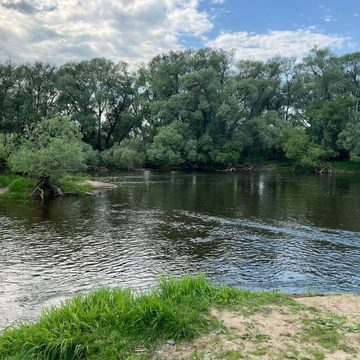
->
[8,116,85,198]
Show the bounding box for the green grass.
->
[0,275,293,360]
[331,160,360,172]
[0,174,21,188]
[258,159,293,169]
[0,175,36,200]
[56,174,91,193]
[301,315,347,352]
[0,174,92,200]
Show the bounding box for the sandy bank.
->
[158,294,360,360]
[81,179,117,190]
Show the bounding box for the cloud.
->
[323,15,333,22]
[207,28,348,62]
[0,0,213,65]
[0,1,351,66]
[1,0,37,13]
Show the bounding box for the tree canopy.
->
[1,48,360,171]
[8,116,85,180]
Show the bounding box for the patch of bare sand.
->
[81,180,117,190]
[156,307,306,359]
[297,295,360,321]
[155,301,360,360]
[0,187,8,195]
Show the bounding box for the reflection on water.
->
[0,171,360,328]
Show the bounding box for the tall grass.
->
[0,275,293,360]
[0,175,21,188]
[56,174,91,194]
[0,175,35,200]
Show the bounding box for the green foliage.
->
[8,116,85,180]
[1,49,360,170]
[283,128,327,169]
[0,275,292,360]
[306,97,355,152]
[82,143,101,169]
[147,123,189,167]
[0,132,18,167]
[338,119,360,162]
[0,136,6,170]
[102,137,145,170]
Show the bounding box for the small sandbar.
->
[81,180,117,190]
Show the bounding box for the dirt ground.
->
[0,186,8,194]
[155,295,360,360]
[296,295,360,321]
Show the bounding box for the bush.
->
[102,137,145,170]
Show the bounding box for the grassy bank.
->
[0,175,35,199]
[0,174,91,200]
[330,160,360,173]
[1,275,359,360]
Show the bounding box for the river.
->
[1,171,360,329]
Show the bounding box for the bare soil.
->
[155,295,360,360]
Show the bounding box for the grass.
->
[56,173,91,193]
[0,174,19,188]
[0,175,35,200]
[0,173,92,200]
[302,316,345,352]
[0,275,293,360]
[331,160,360,172]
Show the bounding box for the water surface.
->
[1,171,360,328]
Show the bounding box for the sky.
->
[0,0,359,65]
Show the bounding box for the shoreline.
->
[1,276,359,359]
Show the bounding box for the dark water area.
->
[1,171,360,328]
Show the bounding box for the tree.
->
[57,58,136,151]
[8,116,85,197]
[102,137,145,170]
[338,119,360,162]
[283,128,327,169]
[0,133,6,167]
[306,96,355,153]
[147,123,191,167]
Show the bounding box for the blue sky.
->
[0,0,358,65]
[201,0,360,37]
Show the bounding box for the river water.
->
[1,171,360,329]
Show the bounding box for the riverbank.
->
[0,275,359,360]
[0,174,117,199]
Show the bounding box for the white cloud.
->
[0,1,351,66]
[0,0,213,64]
[207,28,348,62]
[323,15,333,22]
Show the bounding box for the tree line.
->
[0,48,359,173]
